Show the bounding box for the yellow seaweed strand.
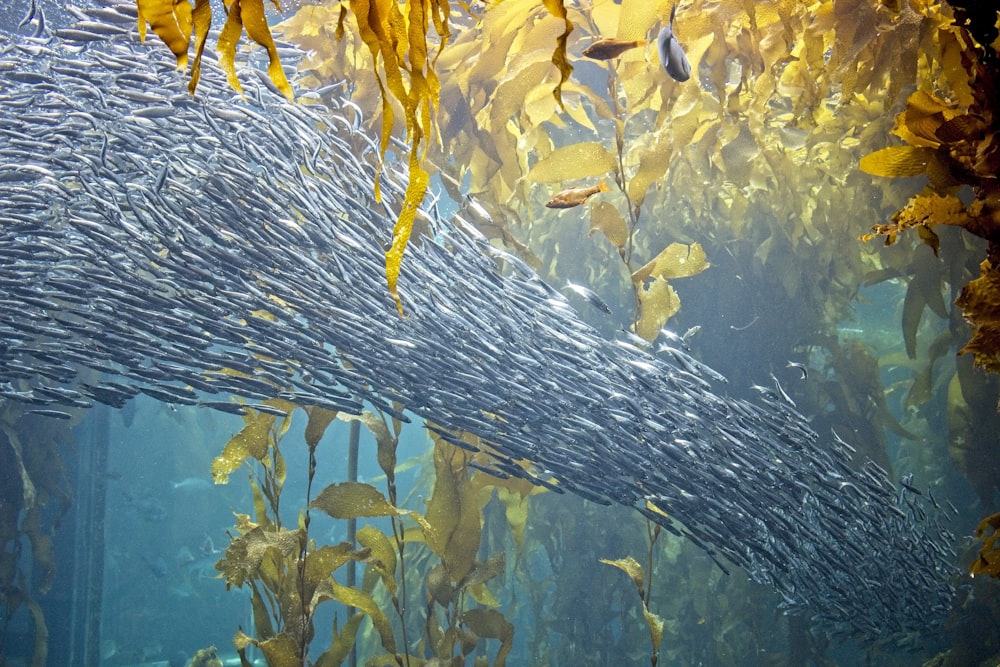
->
[386,152,429,316]
[187,0,213,95]
[217,0,247,96]
[136,0,193,68]
[241,0,295,101]
[541,0,572,110]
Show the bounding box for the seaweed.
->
[0,403,73,667]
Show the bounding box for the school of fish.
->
[0,0,957,645]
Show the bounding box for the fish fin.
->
[597,180,609,193]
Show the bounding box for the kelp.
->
[0,404,72,667]
[860,9,1000,371]
[971,512,1000,578]
[600,555,664,665]
[136,0,292,100]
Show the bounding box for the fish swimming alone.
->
[657,4,691,82]
[0,0,957,645]
[545,181,609,208]
[582,38,646,60]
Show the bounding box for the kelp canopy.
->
[139,0,993,354]
[136,0,1000,567]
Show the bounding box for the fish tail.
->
[597,180,609,193]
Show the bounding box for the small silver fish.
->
[786,361,808,379]
[682,325,701,342]
[657,5,691,82]
[171,477,212,492]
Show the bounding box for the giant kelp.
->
[0,1,973,659]
[0,405,72,667]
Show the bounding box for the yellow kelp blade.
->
[632,242,710,284]
[241,0,295,101]
[972,512,1000,578]
[137,0,194,68]
[187,0,212,95]
[526,141,617,183]
[461,608,514,667]
[858,145,933,178]
[217,0,248,95]
[600,555,645,598]
[385,154,429,316]
[541,0,572,110]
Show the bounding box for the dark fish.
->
[657,4,691,83]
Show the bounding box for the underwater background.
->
[2,1,1000,666]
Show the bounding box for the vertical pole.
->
[67,405,109,666]
[346,419,360,667]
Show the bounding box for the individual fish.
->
[582,38,646,61]
[657,4,691,82]
[786,360,808,379]
[561,281,612,314]
[682,325,701,342]
[171,477,213,492]
[25,408,74,419]
[545,181,608,209]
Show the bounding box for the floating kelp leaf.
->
[304,406,338,448]
[935,114,988,143]
[327,581,397,654]
[891,90,956,147]
[137,0,192,68]
[971,512,1000,578]
[337,410,397,478]
[250,585,275,641]
[217,526,301,589]
[214,0,293,100]
[467,581,501,607]
[635,276,679,342]
[541,0,572,109]
[426,433,483,583]
[628,132,674,207]
[617,0,670,42]
[386,157,430,315]
[642,606,664,653]
[257,632,302,667]
[527,141,617,184]
[357,524,397,595]
[905,331,953,410]
[426,562,455,606]
[211,410,276,484]
[314,612,364,667]
[304,543,358,606]
[187,0,212,95]
[311,482,398,519]
[600,556,645,599]
[26,598,47,667]
[495,486,530,550]
[860,193,971,247]
[858,146,932,177]
[241,0,294,101]
[461,608,513,667]
[900,276,925,359]
[957,259,1000,373]
[463,552,505,589]
[631,242,709,284]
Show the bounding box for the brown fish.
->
[582,38,646,61]
[545,181,609,209]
